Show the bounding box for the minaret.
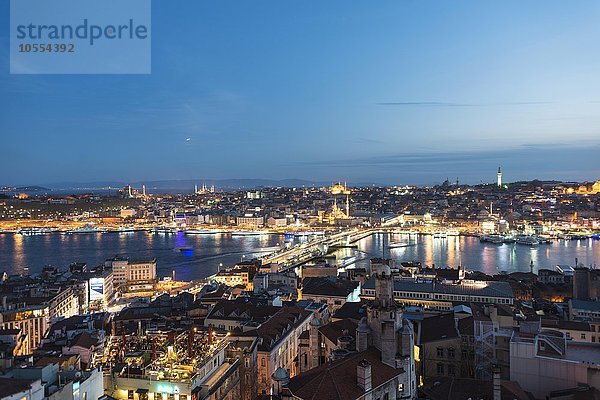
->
[194,184,198,194]
[142,184,146,196]
[497,167,502,187]
[128,185,132,198]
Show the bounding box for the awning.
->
[135,389,149,394]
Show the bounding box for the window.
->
[436,363,444,375]
[448,348,455,358]
[128,390,134,400]
[461,349,467,359]
[581,333,586,340]
[436,347,444,357]
[398,383,404,393]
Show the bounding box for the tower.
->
[351,263,417,398]
[366,264,404,367]
[308,317,321,369]
[194,184,198,194]
[142,184,146,197]
[497,167,502,187]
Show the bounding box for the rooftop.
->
[286,347,404,400]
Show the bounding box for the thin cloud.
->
[376,101,553,107]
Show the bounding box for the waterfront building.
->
[361,278,514,311]
[235,215,264,228]
[105,256,157,295]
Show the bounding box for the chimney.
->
[357,359,372,392]
[493,365,501,400]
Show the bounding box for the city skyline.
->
[3,1,600,185]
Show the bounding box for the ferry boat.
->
[17,227,55,236]
[446,229,460,236]
[515,235,539,246]
[503,235,516,243]
[152,226,178,234]
[480,235,504,244]
[185,228,221,234]
[433,232,447,239]
[231,231,269,236]
[117,226,137,233]
[65,224,106,234]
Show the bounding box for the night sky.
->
[2,1,600,186]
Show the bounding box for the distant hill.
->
[38,178,383,192]
[0,185,51,192]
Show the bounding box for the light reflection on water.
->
[353,233,599,275]
[0,232,598,280]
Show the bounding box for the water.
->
[0,232,598,280]
[347,233,599,275]
[0,232,288,281]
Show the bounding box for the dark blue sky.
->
[2,1,600,186]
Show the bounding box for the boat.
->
[117,226,137,233]
[480,235,504,244]
[176,246,194,255]
[65,224,106,234]
[433,232,447,239]
[185,228,220,234]
[515,235,539,246]
[446,229,460,236]
[152,226,178,234]
[231,231,269,236]
[17,227,55,235]
[503,235,516,243]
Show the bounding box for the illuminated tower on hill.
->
[497,167,502,187]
